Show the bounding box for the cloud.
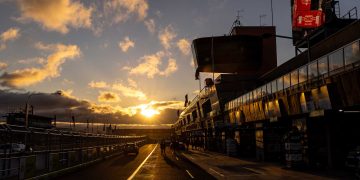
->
[118,36,135,52]
[17,57,45,65]
[89,80,146,100]
[0,62,8,70]
[177,38,191,55]
[158,25,177,49]
[0,90,183,124]
[127,78,137,88]
[105,0,148,23]
[0,89,91,116]
[124,51,178,78]
[144,19,155,33]
[0,27,20,51]
[88,81,109,88]
[0,42,80,88]
[92,100,183,117]
[160,58,177,76]
[98,91,120,103]
[112,82,147,100]
[1,27,20,42]
[62,78,74,85]
[17,0,92,34]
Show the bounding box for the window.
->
[299,66,307,83]
[329,49,344,72]
[261,85,267,97]
[256,88,261,99]
[277,77,284,91]
[192,110,197,120]
[344,41,360,65]
[318,56,328,75]
[291,70,299,86]
[271,80,277,93]
[284,74,290,89]
[308,61,318,79]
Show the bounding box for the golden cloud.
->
[0,62,8,70]
[158,25,177,49]
[144,18,155,33]
[88,81,109,88]
[98,91,121,103]
[127,78,137,88]
[17,0,92,34]
[177,38,190,55]
[105,0,148,23]
[0,27,20,51]
[118,36,135,52]
[124,51,178,78]
[91,100,183,117]
[88,80,146,100]
[0,42,80,88]
[1,27,20,42]
[112,82,147,100]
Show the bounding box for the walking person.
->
[160,139,166,155]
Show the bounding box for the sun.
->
[141,108,160,118]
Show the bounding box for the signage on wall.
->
[291,0,334,45]
[292,0,325,29]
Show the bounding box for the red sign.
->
[294,10,325,28]
[294,0,311,11]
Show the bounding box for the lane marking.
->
[127,144,158,180]
[243,167,264,175]
[209,168,225,177]
[186,169,194,179]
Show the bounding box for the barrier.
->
[0,139,146,179]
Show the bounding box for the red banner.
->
[294,10,325,28]
[294,0,311,11]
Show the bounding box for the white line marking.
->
[186,169,194,179]
[127,144,158,180]
[243,167,264,175]
[209,168,224,177]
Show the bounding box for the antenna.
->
[260,14,267,26]
[229,9,244,35]
[235,9,244,26]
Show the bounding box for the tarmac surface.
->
[181,148,357,180]
[57,144,214,180]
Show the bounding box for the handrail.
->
[341,7,358,19]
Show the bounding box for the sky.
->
[0,0,359,127]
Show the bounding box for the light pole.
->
[25,94,38,128]
[24,93,39,152]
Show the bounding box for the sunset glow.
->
[140,108,160,118]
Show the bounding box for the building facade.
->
[173,17,360,168]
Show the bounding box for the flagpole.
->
[271,0,274,26]
[211,36,215,83]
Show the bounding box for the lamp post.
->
[24,93,39,152]
[25,94,38,128]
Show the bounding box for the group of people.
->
[160,139,186,156]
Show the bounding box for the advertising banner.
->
[294,10,325,28]
[294,0,312,11]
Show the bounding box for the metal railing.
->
[0,139,147,179]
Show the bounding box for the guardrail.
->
[0,139,147,179]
